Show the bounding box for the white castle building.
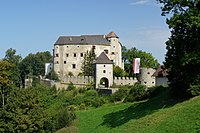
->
[53,32,124,79]
[45,32,156,89]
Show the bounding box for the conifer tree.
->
[81,49,96,76]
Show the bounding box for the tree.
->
[0,60,13,109]
[123,47,159,76]
[19,51,52,87]
[113,66,128,77]
[45,70,59,81]
[158,0,200,97]
[81,50,96,76]
[3,48,22,87]
[0,87,49,132]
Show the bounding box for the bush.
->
[67,82,76,91]
[55,126,78,133]
[79,103,86,110]
[110,87,129,102]
[56,107,76,130]
[125,83,148,102]
[188,84,200,96]
[78,87,87,93]
[148,85,167,98]
[84,90,98,97]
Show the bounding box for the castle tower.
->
[106,32,124,69]
[140,68,156,87]
[94,52,113,89]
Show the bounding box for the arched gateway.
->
[94,52,113,89]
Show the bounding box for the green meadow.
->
[77,90,200,133]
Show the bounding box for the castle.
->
[53,32,123,78]
[45,32,156,89]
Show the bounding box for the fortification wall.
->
[139,68,156,87]
[113,77,138,86]
[62,76,94,85]
[49,67,157,90]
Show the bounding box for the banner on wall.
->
[133,58,140,74]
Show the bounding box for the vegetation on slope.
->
[77,88,200,133]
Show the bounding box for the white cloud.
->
[129,0,149,6]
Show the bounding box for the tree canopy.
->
[158,0,200,97]
[122,46,159,76]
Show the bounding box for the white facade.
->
[53,32,123,79]
[95,63,113,88]
[45,63,53,75]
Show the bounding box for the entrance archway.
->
[100,77,109,88]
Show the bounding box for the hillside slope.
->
[77,93,200,133]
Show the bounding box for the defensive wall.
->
[26,67,156,90]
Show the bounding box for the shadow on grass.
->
[101,89,185,128]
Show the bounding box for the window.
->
[77,45,79,48]
[103,70,106,73]
[80,53,84,57]
[66,46,68,48]
[113,46,115,48]
[72,64,76,69]
[56,61,59,64]
[92,46,96,49]
[74,53,76,57]
[66,53,69,57]
[49,67,52,70]
[111,52,115,55]
[104,49,108,54]
[64,61,66,64]
[104,65,106,67]
[55,54,59,57]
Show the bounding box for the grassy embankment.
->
[77,89,200,133]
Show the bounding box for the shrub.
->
[110,87,129,102]
[125,83,147,102]
[148,85,167,98]
[84,90,98,97]
[188,84,200,96]
[56,107,76,130]
[79,103,86,110]
[55,126,78,133]
[68,105,77,111]
[67,82,76,91]
[78,87,87,93]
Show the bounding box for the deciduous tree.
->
[0,60,13,108]
[158,0,200,97]
[122,47,159,76]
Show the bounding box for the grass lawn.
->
[77,90,200,133]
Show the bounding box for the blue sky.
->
[0,0,170,63]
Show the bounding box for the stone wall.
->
[139,68,156,87]
[113,77,138,86]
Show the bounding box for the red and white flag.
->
[133,58,140,74]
